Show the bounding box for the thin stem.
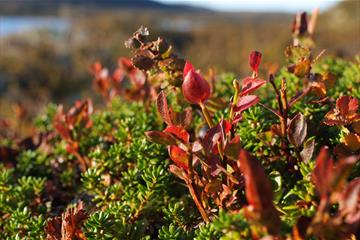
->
[199,102,214,128]
[73,150,88,172]
[251,71,258,79]
[258,102,281,118]
[269,75,293,164]
[269,76,286,138]
[228,79,240,122]
[199,102,226,182]
[187,183,210,223]
[280,78,288,137]
[187,152,210,223]
[294,147,303,163]
[199,102,224,160]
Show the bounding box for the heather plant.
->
[0,10,359,240]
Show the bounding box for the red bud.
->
[183,61,194,79]
[249,51,262,74]
[182,61,211,104]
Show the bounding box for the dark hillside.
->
[0,0,207,15]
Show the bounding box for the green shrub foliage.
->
[0,11,359,240]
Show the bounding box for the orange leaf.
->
[157,91,172,125]
[168,146,189,170]
[164,126,190,143]
[344,133,360,152]
[238,150,280,234]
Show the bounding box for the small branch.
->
[229,79,240,123]
[199,102,224,161]
[288,87,312,107]
[199,102,214,128]
[73,151,88,172]
[280,78,288,138]
[187,182,210,223]
[258,102,281,118]
[187,152,210,223]
[294,146,303,163]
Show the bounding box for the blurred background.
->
[0,0,359,135]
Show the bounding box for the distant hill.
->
[0,0,208,15]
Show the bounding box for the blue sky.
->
[157,0,341,12]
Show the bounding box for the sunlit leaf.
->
[224,136,241,161]
[241,77,266,96]
[170,107,192,128]
[287,113,307,147]
[300,139,315,163]
[168,146,189,170]
[234,95,260,113]
[145,131,176,145]
[312,147,333,197]
[156,91,172,125]
[164,126,190,143]
[238,150,280,235]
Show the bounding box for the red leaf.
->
[46,201,88,240]
[118,57,134,72]
[203,126,222,152]
[234,95,260,112]
[128,68,146,88]
[224,136,242,161]
[168,146,189,170]
[145,131,176,145]
[54,118,71,141]
[170,107,192,128]
[61,201,88,240]
[337,96,358,118]
[312,147,333,197]
[312,147,358,199]
[45,216,62,240]
[323,109,345,126]
[238,150,280,234]
[202,119,231,152]
[156,91,172,125]
[169,164,188,181]
[331,155,357,191]
[164,126,190,143]
[232,113,243,125]
[221,119,232,134]
[239,150,274,209]
[339,178,360,225]
[323,96,360,126]
[241,77,266,96]
[249,51,262,73]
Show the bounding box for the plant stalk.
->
[187,153,210,223]
[228,79,240,122]
[199,102,224,160]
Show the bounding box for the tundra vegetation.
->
[0,10,359,240]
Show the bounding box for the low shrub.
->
[0,11,359,240]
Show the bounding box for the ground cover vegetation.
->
[0,10,359,240]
